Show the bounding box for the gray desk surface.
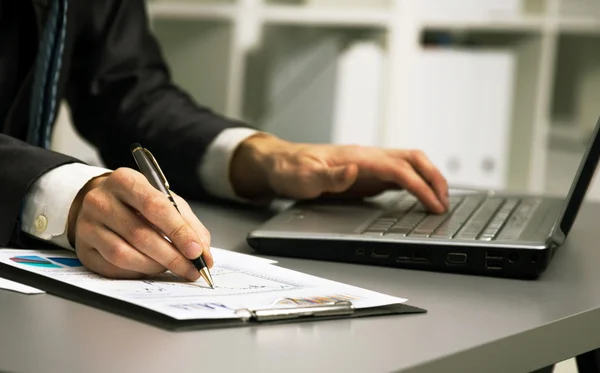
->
[2,200,600,373]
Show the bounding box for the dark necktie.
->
[27,0,68,149]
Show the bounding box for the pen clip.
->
[143,148,170,189]
[234,300,355,322]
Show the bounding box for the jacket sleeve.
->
[0,134,81,246]
[65,0,254,200]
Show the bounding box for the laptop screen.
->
[554,116,600,239]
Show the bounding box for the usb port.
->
[371,248,391,259]
[486,260,504,270]
[446,252,467,265]
[356,248,366,255]
[486,250,504,260]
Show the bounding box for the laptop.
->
[247,117,600,279]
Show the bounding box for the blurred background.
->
[53,0,600,204]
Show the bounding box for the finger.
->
[77,245,147,279]
[169,195,214,268]
[405,151,449,208]
[106,170,208,263]
[391,161,446,214]
[78,217,167,276]
[183,214,214,268]
[100,200,200,281]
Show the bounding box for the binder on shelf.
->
[0,249,425,331]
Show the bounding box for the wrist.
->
[229,133,290,200]
[67,174,109,247]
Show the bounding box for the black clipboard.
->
[0,260,426,332]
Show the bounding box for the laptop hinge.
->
[546,228,566,248]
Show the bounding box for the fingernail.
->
[185,241,203,259]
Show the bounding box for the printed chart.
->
[10,255,82,269]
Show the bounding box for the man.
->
[0,0,448,282]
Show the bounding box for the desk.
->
[2,200,600,373]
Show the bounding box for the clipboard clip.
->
[235,299,355,322]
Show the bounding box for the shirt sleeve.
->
[197,127,260,201]
[20,163,113,251]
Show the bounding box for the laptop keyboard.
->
[361,194,542,241]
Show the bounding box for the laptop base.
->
[247,237,554,279]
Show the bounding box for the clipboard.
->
[0,253,426,332]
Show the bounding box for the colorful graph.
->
[48,257,82,267]
[10,256,61,268]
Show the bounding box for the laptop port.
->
[486,250,504,260]
[413,248,430,262]
[508,252,519,263]
[486,260,504,270]
[397,247,411,260]
[446,252,467,265]
[356,248,366,255]
[371,248,391,259]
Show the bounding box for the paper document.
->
[210,247,278,266]
[0,248,274,296]
[0,249,407,321]
[0,277,44,294]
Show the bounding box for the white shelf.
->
[548,123,589,146]
[422,16,546,32]
[147,2,600,36]
[147,3,237,21]
[261,5,391,27]
[559,16,600,33]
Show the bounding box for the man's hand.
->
[230,133,449,214]
[67,168,213,280]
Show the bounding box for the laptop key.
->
[363,231,384,236]
[455,199,503,238]
[386,227,412,235]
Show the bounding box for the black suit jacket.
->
[0,0,251,247]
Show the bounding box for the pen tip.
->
[130,143,142,152]
[199,267,215,289]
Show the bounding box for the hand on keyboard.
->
[230,135,450,214]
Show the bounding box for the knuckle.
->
[168,222,190,243]
[410,149,426,160]
[395,160,412,174]
[104,243,128,266]
[141,193,164,215]
[83,190,109,215]
[109,168,136,189]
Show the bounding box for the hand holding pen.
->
[64,144,214,284]
[131,143,215,288]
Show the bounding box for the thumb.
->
[319,164,358,193]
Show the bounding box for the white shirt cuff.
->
[198,127,260,201]
[21,163,113,251]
